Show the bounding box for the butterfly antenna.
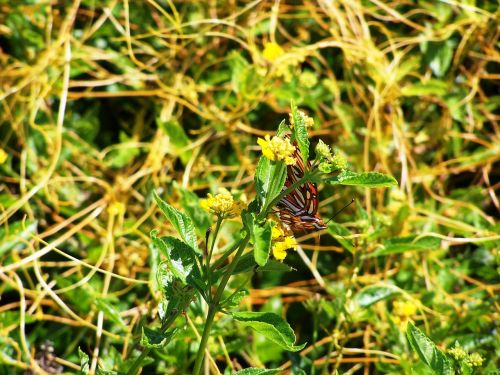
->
[325,198,355,225]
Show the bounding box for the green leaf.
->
[354,285,400,308]
[222,289,249,309]
[0,220,37,256]
[149,242,161,294]
[153,191,199,253]
[406,322,454,375]
[233,252,258,274]
[176,183,211,236]
[79,347,90,375]
[369,236,441,257]
[232,311,306,352]
[104,131,140,168]
[327,222,355,253]
[421,39,456,78]
[157,119,192,165]
[291,101,310,165]
[254,157,287,210]
[401,80,448,97]
[95,298,125,327]
[141,326,177,349]
[233,369,282,375]
[325,171,397,188]
[257,260,293,273]
[253,220,273,267]
[150,231,200,285]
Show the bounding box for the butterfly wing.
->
[275,145,326,232]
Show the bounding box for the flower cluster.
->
[271,224,297,261]
[262,42,284,62]
[467,352,484,367]
[315,140,348,173]
[392,300,417,327]
[257,135,296,165]
[448,346,467,360]
[289,110,314,129]
[200,189,245,218]
[447,344,484,368]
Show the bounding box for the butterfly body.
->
[275,145,326,232]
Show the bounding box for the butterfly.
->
[274,143,326,232]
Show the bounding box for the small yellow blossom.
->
[393,300,417,317]
[272,235,297,261]
[392,300,417,327]
[315,140,333,160]
[467,352,484,367]
[0,148,7,164]
[200,189,244,218]
[299,70,318,88]
[331,150,348,171]
[108,200,125,216]
[289,110,314,129]
[257,135,296,165]
[272,225,285,240]
[448,346,467,361]
[262,42,284,62]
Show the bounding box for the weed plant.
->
[0,1,498,374]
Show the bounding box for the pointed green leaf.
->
[325,171,397,188]
[327,222,355,253]
[254,157,287,209]
[369,236,441,257]
[222,289,249,309]
[153,191,199,253]
[232,311,306,352]
[150,231,200,285]
[78,347,90,375]
[95,298,125,327]
[257,260,293,273]
[141,326,177,349]
[253,220,273,267]
[157,119,192,165]
[233,369,282,375]
[291,101,310,165]
[175,182,212,236]
[406,322,454,375]
[355,285,400,308]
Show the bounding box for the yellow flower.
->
[289,110,314,129]
[393,300,417,317]
[272,235,297,262]
[0,148,7,164]
[315,140,333,160]
[262,42,284,62]
[448,346,467,361]
[200,189,244,218]
[299,70,318,88]
[272,225,285,240]
[467,352,484,367]
[257,135,296,165]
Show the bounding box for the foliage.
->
[0,1,498,374]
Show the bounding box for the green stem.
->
[126,313,178,375]
[192,233,251,375]
[206,217,223,300]
[210,239,241,272]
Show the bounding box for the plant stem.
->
[206,217,223,301]
[192,233,251,375]
[126,313,178,375]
